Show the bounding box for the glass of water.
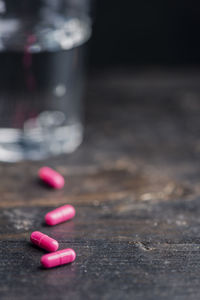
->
[0,0,91,161]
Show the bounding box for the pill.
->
[41,248,76,268]
[30,231,59,252]
[45,204,76,226]
[38,167,65,189]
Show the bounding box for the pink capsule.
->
[45,204,76,226]
[39,167,65,189]
[41,248,76,268]
[30,231,59,252]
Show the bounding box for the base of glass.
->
[0,123,83,162]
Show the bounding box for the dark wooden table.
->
[1,69,200,300]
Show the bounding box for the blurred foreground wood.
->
[1,69,200,299]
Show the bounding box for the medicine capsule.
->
[41,248,76,268]
[39,166,65,189]
[30,231,59,252]
[45,204,76,226]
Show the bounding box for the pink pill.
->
[41,248,76,268]
[39,167,65,189]
[45,204,76,226]
[30,231,59,252]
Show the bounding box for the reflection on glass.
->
[0,1,91,161]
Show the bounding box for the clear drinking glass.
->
[0,0,91,161]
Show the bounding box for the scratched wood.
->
[1,69,200,300]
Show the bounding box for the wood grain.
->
[1,69,200,299]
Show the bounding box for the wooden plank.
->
[1,69,200,299]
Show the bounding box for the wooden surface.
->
[1,69,200,299]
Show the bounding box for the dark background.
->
[90,0,200,67]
